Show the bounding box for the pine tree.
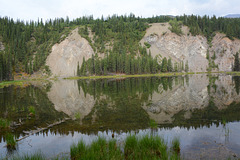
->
[125,55,130,74]
[174,62,178,72]
[206,49,209,60]
[185,61,189,72]
[103,58,108,75]
[77,62,80,76]
[161,57,168,72]
[234,52,240,71]
[167,58,173,72]
[181,61,184,71]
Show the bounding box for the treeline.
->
[175,14,240,42]
[233,52,240,71]
[77,47,189,76]
[0,16,73,81]
[77,76,186,100]
[78,13,148,56]
[1,14,240,81]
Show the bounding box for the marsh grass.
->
[29,106,36,115]
[10,153,45,160]
[125,135,168,160]
[149,119,158,129]
[171,138,180,155]
[6,133,17,148]
[71,135,180,160]
[0,80,24,88]
[74,113,81,120]
[0,118,10,129]
[66,72,187,80]
[71,137,122,160]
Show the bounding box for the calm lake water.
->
[1,74,240,159]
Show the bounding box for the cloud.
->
[0,0,239,21]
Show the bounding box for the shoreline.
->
[1,71,240,88]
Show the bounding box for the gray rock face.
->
[141,23,240,72]
[141,23,208,72]
[0,41,4,51]
[143,74,240,124]
[211,33,240,71]
[46,28,94,77]
[47,80,95,121]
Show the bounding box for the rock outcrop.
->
[46,28,94,77]
[141,23,209,72]
[211,33,240,71]
[141,23,240,72]
[47,80,95,121]
[143,74,240,124]
[0,41,4,51]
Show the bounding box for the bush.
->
[144,42,151,48]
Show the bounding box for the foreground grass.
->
[71,135,180,160]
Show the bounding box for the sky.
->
[0,0,239,21]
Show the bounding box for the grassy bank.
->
[0,80,25,88]
[66,72,192,80]
[226,71,240,76]
[1,72,240,88]
[0,78,47,88]
[6,135,180,160]
[70,135,180,160]
[66,71,240,80]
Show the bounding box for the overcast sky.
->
[0,0,239,21]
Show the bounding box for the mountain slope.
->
[140,23,240,72]
[46,28,94,77]
[140,23,209,72]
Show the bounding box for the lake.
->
[1,74,240,159]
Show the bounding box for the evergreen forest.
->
[1,14,240,80]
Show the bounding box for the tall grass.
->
[149,119,158,129]
[71,135,181,160]
[10,153,45,160]
[6,133,17,148]
[29,106,36,115]
[171,138,180,155]
[125,135,168,159]
[71,137,122,160]
[0,118,10,129]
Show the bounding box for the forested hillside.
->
[0,14,240,80]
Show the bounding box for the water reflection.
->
[1,74,240,159]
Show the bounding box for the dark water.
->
[1,74,240,159]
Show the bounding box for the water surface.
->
[1,74,240,159]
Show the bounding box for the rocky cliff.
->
[141,23,240,72]
[46,28,94,77]
[47,80,95,121]
[143,74,240,125]
[45,23,240,76]
[0,41,4,51]
[211,33,240,71]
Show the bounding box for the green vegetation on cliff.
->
[1,14,240,81]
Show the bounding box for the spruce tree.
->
[167,58,173,72]
[161,57,168,72]
[185,61,189,72]
[234,52,240,71]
